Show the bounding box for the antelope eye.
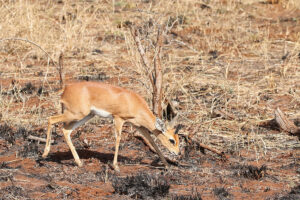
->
[169,139,175,145]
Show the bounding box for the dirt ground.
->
[0,0,300,199]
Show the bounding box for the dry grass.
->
[0,0,299,170]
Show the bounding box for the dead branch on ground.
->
[197,142,229,160]
[184,135,229,160]
[275,107,299,135]
[27,135,54,144]
[213,109,236,120]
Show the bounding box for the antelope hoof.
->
[42,151,49,158]
[76,160,83,167]
[42,154,47,158]
[113,164,120,172]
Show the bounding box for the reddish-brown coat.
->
[61,82,156,131]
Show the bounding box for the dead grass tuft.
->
[213,187,231,200]
[232,164,267,180]
[172,188,202,200]
[0,186,29,199]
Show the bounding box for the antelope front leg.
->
[112,117,124,172]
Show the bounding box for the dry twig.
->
[130,27,154,87]
[185,136,229,160]
[275,107,299,135]
[213,109,236,120]
[0,38,64,89]
[58,52,64,89]
[0,38,56,66]
[197,142,229,160]
[27,135,54,144]
[152,27,163,117]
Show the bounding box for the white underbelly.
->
[91,106,112,118]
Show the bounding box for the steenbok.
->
[42,81,180,171]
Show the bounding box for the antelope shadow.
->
[40,149,149,166]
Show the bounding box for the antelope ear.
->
[155,118,166,133]
[167,114,179,129]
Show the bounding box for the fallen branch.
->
[275,107,299,135]
[1,159,23,165]
[197,142,229,160]
[213,109,236,120]
[27,135,54,144]
[185,136,229,160]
